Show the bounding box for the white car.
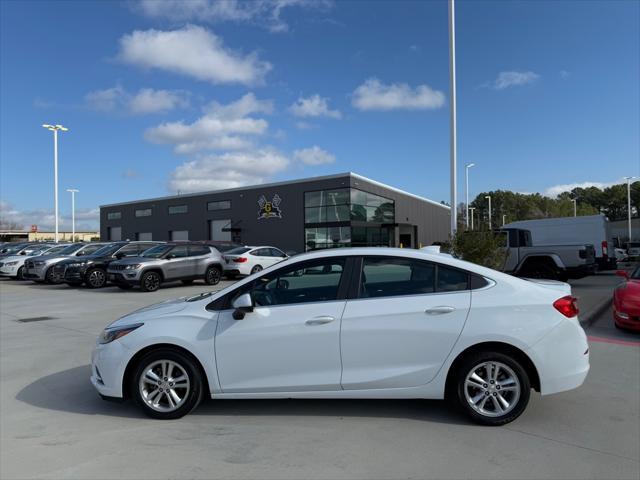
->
[91,247,589,425]
[0,243,70,280]
[222,246,288,277]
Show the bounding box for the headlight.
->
[98,323,144,344]
[124,264,142,270]
[5,261,18,266]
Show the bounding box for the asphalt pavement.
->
[0,276,638,480]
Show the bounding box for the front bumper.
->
[0,264,19,277]
[23,264,47,281]
[613,310,640,331]
[107,270,142,285]
[527,318,590,396]
[62,265,87,282]
[91,340,130,399]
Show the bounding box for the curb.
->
[579,297,613,328]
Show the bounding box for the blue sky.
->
[1,0,638,231]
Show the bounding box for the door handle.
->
[305,316,336,326]
[425,306,456,315]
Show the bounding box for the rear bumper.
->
[527,318,590,395]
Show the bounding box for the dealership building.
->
[100,172,450,253]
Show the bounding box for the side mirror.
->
[115,252,125,259]
[232,293,254,320]
[165,254,174,260]
[616,270,630,280]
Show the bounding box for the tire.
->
[45,266,58,284]
[453,351,531,426]
[131,349,204,420]
[140,271,161,292]
[181,279,194,285]
[15,266,24,281]
[204,266,221,285]
[85,268,107,288]
[117,284,134,290]
[250,265,263,275]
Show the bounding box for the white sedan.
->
[91,247,589,425]
[222,246,288,277]
[0,243,69,279]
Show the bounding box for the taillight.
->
[233,257,248,263]
[553,295,579,318]
[602,241,608,258]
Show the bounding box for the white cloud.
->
[491,71,539,90]
[0,200,99,231]
[293,146,335,166]
[352,78,445,111]
[145,93,271,154]
[288,94,341,118]
[168,148,290,193]
[85,85,190,115]
[136,0,331,34]
[544,179,623,198]
[118,25,272,86]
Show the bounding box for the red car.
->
[614,267,640,332]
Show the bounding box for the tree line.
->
[462,180,639,228]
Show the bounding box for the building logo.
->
[257,194,283,219]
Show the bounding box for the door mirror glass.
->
[232,293,254,320]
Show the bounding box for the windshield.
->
[57,244,84,255]
[225,247,251,255]
[2,243,28,253]
[89,244,121,257]
[42,245,67,255]
[142,245,173,258]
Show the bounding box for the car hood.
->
[109,290,221,327]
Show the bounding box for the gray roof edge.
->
[100,171,449,210]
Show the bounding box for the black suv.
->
[56,241,161,288]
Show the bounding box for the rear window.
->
[226,247,251,255]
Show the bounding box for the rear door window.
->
[169,245,189,258]
[360,257,435,298]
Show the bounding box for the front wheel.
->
[15,266,24,280]
[45,266,59,284]
[86,268,107,288]
[131,349,204,419]
[204,266,221,285]
[454,352,530,426]
[140,271,161,292]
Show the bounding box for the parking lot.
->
[0,276,638,480]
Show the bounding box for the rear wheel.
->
[454,351,530,426]
[204,266,221,285]
[131,349,204,419]
[250,265,263,275]
[86,268,107,288]
[140,271,161,292]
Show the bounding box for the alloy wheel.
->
[138,360,190,413]
[88,269,106,288]
[251,265,263,274]
[463,361,521,418]
[143,272,160,291]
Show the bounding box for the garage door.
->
[210,219,231,241]
[137,232,152,241]
[109,226,121,241]
[170,230,189,241]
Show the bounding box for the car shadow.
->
[16,365,471,425]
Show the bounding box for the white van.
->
[503,214,616,269]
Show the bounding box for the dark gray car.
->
[107,243,224,292]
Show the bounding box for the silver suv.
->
[107,243,224,292]
[23,243,110,283]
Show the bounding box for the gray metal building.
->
[100,172,451,253]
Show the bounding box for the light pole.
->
[502,214,507,226]
[66,189,79,242]
[465,162,475,229]
[448,0,457,236]
[469,207,475,230]
[42,124,68,243]
[624,176,637,241]
[571,198,578,217]
[485,195,492,229]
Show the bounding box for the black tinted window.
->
[470,274,490,289]
[270,248,285,257]
[360,257,434,298]
[437,266,469,292]
[243,258,346,306]
[189,245,211,256]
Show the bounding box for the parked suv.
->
[23,243,110,283]
[56,241,162,288]
[107,243,224,292]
